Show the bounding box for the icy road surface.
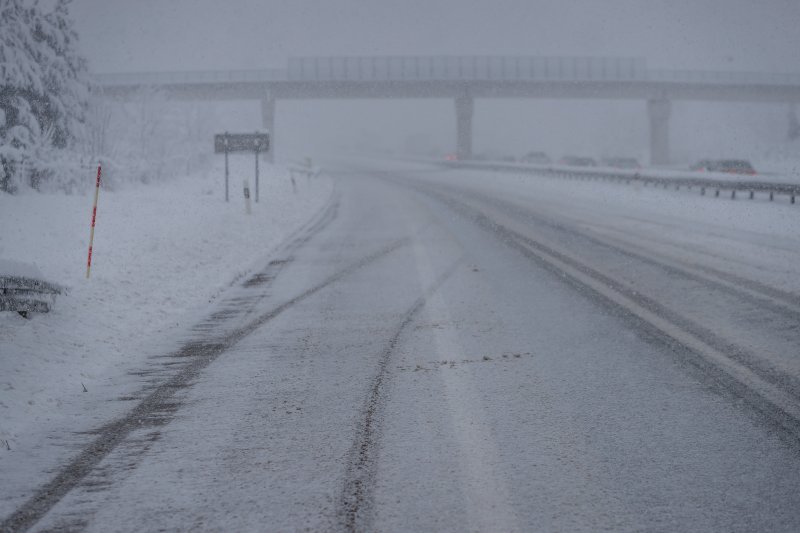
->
[4,160,800,531]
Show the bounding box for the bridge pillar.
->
[260,94,276,163]
[647,98,671,166]
[788,104,800,141]
[455,94,474,160]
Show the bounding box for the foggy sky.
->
[69,1,800,164]
[73,0,800,74]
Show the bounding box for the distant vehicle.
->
[714,159,757,175]
[602,157,641,169]
[473,152,515,162]
[559,155,597,167]
[444,153,457,161]
[690,159,716,171]
[520,151,551,165]
[690,159,757,175]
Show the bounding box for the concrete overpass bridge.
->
[92,56,800,164]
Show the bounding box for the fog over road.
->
[9,161,800,532]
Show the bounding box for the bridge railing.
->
[287,56,647,82]
[89,58,800,88]
[649,69,800,86]
[92,68,288,86]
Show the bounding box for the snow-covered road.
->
[4,160,800,531]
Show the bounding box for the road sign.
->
[214,133,270,153]
[215,132,270,203]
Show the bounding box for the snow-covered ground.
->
[347,157,800,294]
[426,138,800,184]
[455,159,800,185]
[0,157,332,453]
[9,157,798,530]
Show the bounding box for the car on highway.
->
[520,151,551,165]
[601,157,641,169]
[714,159,757,175]
[559,155,597,167]
[473,152,516,163]
[690,159,716,171]
[690,159,757,175]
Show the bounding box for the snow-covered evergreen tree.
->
[0,0,88,192]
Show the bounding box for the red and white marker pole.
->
[86,165,102,279]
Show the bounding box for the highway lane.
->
[10,161,800,532]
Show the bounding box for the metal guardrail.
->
[441,160,800,204]
[0,276,63,317]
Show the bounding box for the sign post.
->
[224,134,229,202]
[243,179,251,215]
[254,141,260,203]
[215,132,270,204]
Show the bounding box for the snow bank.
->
[0,259,43,280]
[0,157,332,445]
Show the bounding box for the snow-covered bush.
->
[2,0,218,194]
[0,0,89,193]
[80,87,218,191]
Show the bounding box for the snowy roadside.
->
[441,164,800,292]
[348,157,800,292]
[452,159,800,185]
[0,157,332,452]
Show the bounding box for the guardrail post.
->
[749,190,754,200]
[792,194,796,204]
[701,187,705,195]
[731,190,736,199]
[770,191,774,201]
[715,189,720,197]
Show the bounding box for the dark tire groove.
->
[448,181,800,313]
[338,256,465,532]
[411,183,800,448]
[0,191,414,533]
[421,184,800,396]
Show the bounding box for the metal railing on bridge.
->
[92,68,288,86]
[89,57,800,88]
[649,69,800,86]
[287,56,647,82]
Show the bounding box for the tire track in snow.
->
[447,181,800,319]
[417,185,800,447]
[410,237,521,532]
[1,201,413,533]
[338,254,465,532]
